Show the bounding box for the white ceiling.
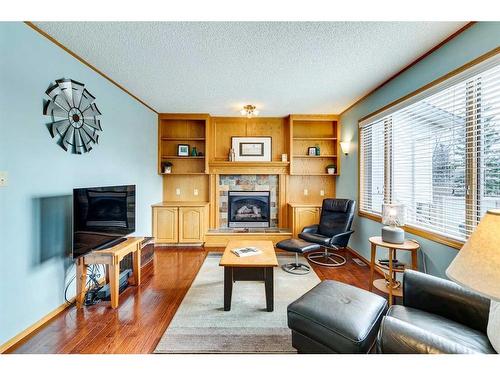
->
[34,22,467,115]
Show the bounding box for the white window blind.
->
[359,53,500,242]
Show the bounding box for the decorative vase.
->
[163,165,172,174]
[315,144,320,156]
[327,167,336,175]
[191,147,198,156]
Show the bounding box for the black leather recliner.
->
[377,270,496,354]
[298,198,355,267]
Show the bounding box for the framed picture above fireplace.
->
[231,137,272,162]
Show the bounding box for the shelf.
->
[373,279,403,297]
[160,137,205,141]
[209,161,289,175]
[375,260,408,273]
[293,137,337,141]
[152,201,209,207]
[160,172,206,176]
[161,156,205,159]
[290,173,339,176]
[293,155,337,158]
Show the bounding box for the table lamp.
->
[381,203,406,244]
[446,209,500,352]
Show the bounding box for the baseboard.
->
[1,241,156,353]
[0,271,110,353]
[0,299,74,353]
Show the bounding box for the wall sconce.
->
[340,141,351,156]
[240,104,259,118]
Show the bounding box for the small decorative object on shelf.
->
[315,144,320,156]
[326,164,336,174]
[228,148,235,161]
[177,144,189,156]
[381,203,406,244]
[191,147,198,156]
[162,161,173,174]
[281,153,288,162]
[308,147,317,156]
[198,151,204,157]
[383,273,401,289]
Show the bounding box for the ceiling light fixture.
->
[240,104,259,118]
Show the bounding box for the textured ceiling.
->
[34,22,467,115]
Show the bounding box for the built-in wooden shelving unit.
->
[158,113,210,175]
[287,115,339,204]
[155,113,341,244]
[290,114,340,176]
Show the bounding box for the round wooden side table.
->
[368,236,420,305]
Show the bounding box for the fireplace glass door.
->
[228,191,270,228]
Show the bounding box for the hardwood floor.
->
[7,246,382,354]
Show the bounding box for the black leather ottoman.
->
[276,239,321,275]
[287,280,388,353]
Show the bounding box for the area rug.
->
[154,253,321,353]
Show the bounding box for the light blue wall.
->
[338,22,500,278]
[0,22,161,344]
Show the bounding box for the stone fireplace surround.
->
[219,175,278,228]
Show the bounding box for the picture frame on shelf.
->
[231,137,272,162]
[308,147,317,156]
[177,144,190,156]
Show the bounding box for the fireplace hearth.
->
[228,191,270,228]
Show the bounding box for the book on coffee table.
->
[231,247,262,257]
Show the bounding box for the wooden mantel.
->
[208,161,290,175]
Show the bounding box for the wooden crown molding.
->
[24,21,158,114]
[339,22,476,116]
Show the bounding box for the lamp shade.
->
[446,209,500,301]
[340,141,351,155]
[382,203,406,226]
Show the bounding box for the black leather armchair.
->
[298,198,355,267]
[377,270,496,354]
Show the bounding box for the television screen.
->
[72,185,136,259]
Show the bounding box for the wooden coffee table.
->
[219,240,278,312]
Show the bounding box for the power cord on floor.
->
[63,263,106,306]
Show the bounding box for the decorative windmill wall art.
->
[43,78,102,154]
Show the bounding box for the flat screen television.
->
[72,185,136,259]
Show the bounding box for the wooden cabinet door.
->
[295,207,320,237]
[179,207,205,243]
[153,207,178,243]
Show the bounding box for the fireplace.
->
[228,191,270,228]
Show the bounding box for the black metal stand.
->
[282,253,311,275]
[306,246,346,267]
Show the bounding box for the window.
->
[359,53,500,243]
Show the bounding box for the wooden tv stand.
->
[76,237,144,309]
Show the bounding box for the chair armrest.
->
[300,224,319,234]
[403,270,490,333]
[329,230,354,248]
[376,316,480,354]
